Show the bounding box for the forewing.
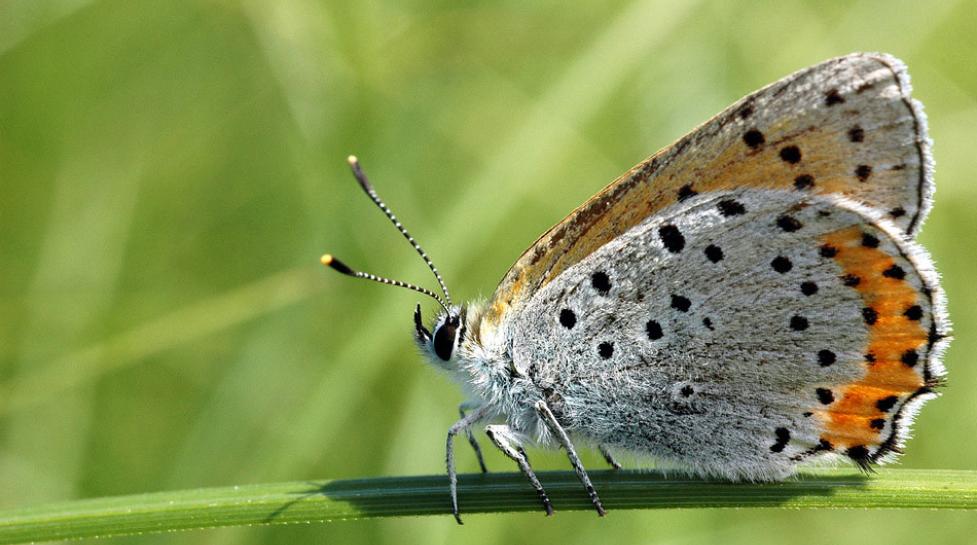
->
[484,53,932,332]
[509,188,947,478]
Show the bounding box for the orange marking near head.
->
[817,226,927,450]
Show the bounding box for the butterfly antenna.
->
[321,254,449,312]
[345,155,453,306]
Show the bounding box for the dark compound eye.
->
[433,316,459,361]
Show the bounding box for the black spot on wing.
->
[883,264,906,280]
[646,320,663,340]
[559,309,576,329]
[677,184,698,202]
[776,215,802,232]
[591,271,611,295]
[904,305,923,321]
[779,145,802,164]
[901,349,919,367]
[862,307,879,325]
[771,256,793,273]
[658,225,685,253]
[670,294,691,312]
[789,315,809,331]
[704,244,724,263]
[876,396,898,412]
[825,88,845,106]
[743,129,765,149]
[816,388,835,404]
[817,350,836,367]
[770,427,791,453]
[794,174,815,190]
[717,199,746,217]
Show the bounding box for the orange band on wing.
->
[817,226,927,450]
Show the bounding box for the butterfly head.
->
[414,304,468,368]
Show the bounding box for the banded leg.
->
[485,424,554,516]
[534,400,606,516]
[599,444,622,470]
[459,404,488,473]
[447,405,490,524]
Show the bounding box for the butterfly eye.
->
[433,316,459,361]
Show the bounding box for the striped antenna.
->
[345,155,453,306]
[321,254,449,312]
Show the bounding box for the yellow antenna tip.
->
[320,254,355,276]
[347,155,358,165]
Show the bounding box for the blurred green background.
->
[1,0,975,543]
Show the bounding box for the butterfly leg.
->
[447,405,490,524]
[459,403,488,473]
[534,400,606,516]
[598,444,622,470]
[485,424,554,517]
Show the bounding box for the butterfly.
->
[323,52,949,523]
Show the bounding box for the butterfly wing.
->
[508,188,947,478]
[483,53,932,333]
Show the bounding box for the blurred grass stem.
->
[0,469,975,544]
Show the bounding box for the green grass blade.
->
[0,469,975,544]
